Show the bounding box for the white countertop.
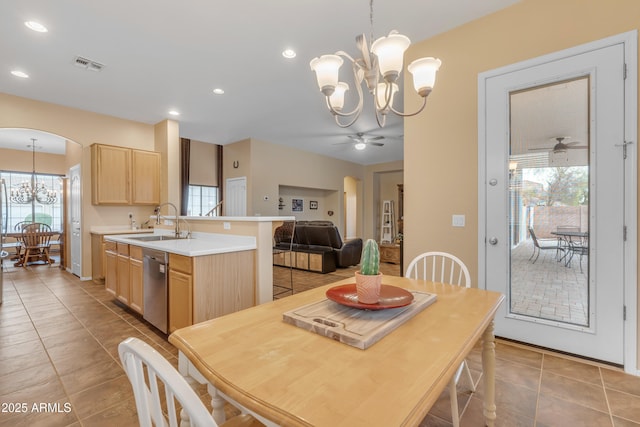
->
[104,231,256,257]
[90,226,155,235]
[177,216,295,222]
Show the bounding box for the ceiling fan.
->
[333,132,385,150]
[529,137,588,154]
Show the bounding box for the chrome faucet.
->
[154,202,182,238]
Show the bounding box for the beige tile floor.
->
[1,263,639,426]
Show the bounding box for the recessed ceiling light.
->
[25,21,48,32]
[168,110,180,116]
[213,88,225,95]
[282,49,296,59]
[354,142,367,150]
[11,70,29,78]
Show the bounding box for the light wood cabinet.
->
[92,144,131,204]
[91,143,160,205]
[104,241,117,296]
[132,150,161,205]
[129,246,144,314]
[379,243,401,264]
[102,240,256,334]
[169,254,193,333]
[91,233,107,283]
[116,243,130,305]
[103,241,143,314]
[167,251,255,332]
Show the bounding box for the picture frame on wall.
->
[292,198,303,212]
[309,200,318,210]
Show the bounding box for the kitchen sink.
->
[129,235,182,242]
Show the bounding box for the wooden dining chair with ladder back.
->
[18,222,54,267]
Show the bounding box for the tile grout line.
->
[533,353,544,425]
[7,268,84,425]
[24,268,166,425]
[598,366,616,426]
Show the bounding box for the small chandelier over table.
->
[10,139,58,205]
[310,0,442,128]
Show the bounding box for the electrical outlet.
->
[128,212,133,219]
[223,222,231,230]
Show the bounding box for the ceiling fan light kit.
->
[528,136,588,154]
[334,132,387,150]
[309,0,441,128]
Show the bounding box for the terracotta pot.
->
[355,271,383,304]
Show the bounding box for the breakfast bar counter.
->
[103,232,256,257]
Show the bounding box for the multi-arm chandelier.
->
[10,139,58,205]
[310,0,441,128]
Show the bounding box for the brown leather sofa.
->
[273,221,363,273]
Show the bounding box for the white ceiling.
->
[0,0,520,164]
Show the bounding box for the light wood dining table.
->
[169,275,504,427]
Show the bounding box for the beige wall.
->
[404,0,640,363]
[378,171,403,242]
[222,138,252,215]
[154,120,181,210]
[224,138,368,233]
[344,176,359,239]
[0,148,66,174]
[189,140,219,187]
[0,93,161,279]
[363,160,403,240]
[0,91,386,279]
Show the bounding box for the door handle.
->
[489,237,498,245]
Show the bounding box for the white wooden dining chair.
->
[405,252,475,427]
[118,337,258,427]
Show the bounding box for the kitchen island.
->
[103,231,256,333]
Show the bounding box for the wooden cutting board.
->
[282,291,437,350]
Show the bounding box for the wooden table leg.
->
[482,320,497,427]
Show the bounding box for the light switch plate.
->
[452,214,465,227]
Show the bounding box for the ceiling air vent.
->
[74,56,104,72]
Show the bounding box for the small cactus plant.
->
[360,239,380,275]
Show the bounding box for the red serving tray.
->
[325,284,414,310]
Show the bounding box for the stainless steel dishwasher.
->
[143,248,168,333]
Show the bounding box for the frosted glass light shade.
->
[376,82,398,110]
[329,82,349,111]
[371,32,410,81]
[407,57,442,97]
[310,55,344,95]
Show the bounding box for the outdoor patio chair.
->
[567,235,589,273]
[528,227,560,264]
[555,225,580,263]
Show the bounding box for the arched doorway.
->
[0,128,82,275]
